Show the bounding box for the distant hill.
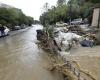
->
[0,2,13,8]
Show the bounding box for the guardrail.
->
[61,59,95,80]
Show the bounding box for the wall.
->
[92,8,100,28]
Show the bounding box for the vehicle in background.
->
[0,26,10,37]
[21,26,26,29]
[20,24,26,29]
[12,26,21,31]
[71,18,83,25]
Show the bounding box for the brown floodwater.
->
[0,25,63,80]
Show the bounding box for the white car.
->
[71,18,83,25]
[14,26,21,30]
[0,27,10,37]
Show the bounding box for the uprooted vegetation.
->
[36,24,98,80]
[47,53,96,80]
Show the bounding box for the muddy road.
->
[0,25,62,80]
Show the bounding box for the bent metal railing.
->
[57,56,96,80]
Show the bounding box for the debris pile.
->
[36,23,98,80]
[36,24,99,54]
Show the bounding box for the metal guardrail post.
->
[73,67,76,75]
[66,61,70,66]
[69,63,72,69]
[78,72,80,80]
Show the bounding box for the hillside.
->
[0,2,13,8]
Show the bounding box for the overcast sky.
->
[0,0,58,20]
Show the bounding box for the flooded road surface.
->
[0,25,62,80]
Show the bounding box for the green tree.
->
[86,0,100,3]
[57,0,66,6]
[0,7,34,29]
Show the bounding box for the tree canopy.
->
[0,7,34,28]
[40,0,100,26]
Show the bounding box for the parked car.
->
[21,25,26,29]
[12,26,21,30]
[15,26,21,30]
[0,26,10,37]
[71,18,83,25]
[20,24,26,29]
